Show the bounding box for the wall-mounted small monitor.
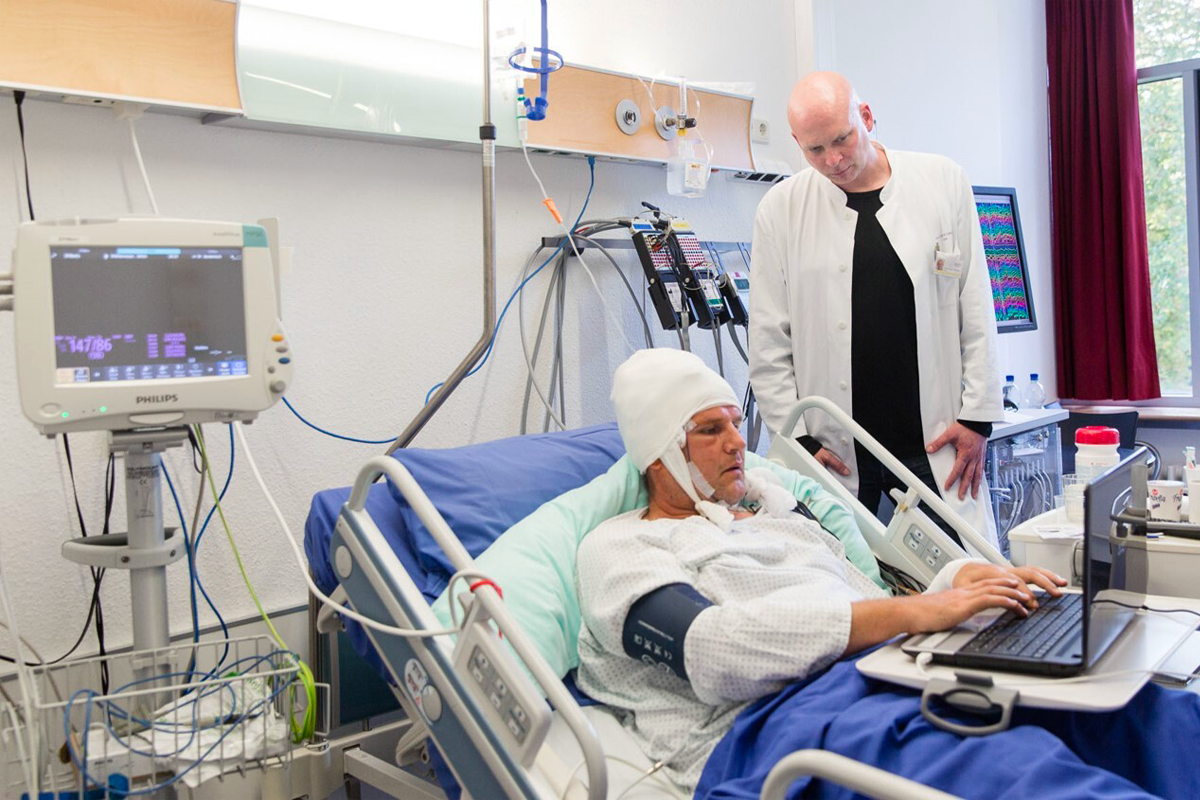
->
[973,185,1037,333]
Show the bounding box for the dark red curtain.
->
[1047,0,1160,400]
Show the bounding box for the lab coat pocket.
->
[934,272,960,308]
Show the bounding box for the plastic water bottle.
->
[1026,373,1046,410]
[1002,375,1021,410]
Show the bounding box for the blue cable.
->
[281,397,394,445]
[65,652,294,795]
[282,156,595,443]
[162,456,229,685]
[191,424,235,668]
[192,424,236,552]
[424,156,597,404]
[161,462,201,649]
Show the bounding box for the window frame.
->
[1134,58,1200,406]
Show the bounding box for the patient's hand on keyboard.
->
[900,578,1043,634]
[952,564,1067,612]
[848,578,1058,653]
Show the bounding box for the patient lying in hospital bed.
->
[573,349,1200,799]
[305,351,1200,800]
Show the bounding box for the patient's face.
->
[684,405,747,505]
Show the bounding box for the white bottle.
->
[1026,373,1046,410]
[1002,375,1020,410]
[1075,426,1120,480]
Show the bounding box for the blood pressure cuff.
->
[622,583,713,681]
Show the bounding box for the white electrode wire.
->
[0,623,64,704]
[0,699,34,796]
[560,704,713,800]
[560,753,684,800]
[233,423,464,639]
[0,543,39,796]
[521,142,552,201]
[127,118,159,216]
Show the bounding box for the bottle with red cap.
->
[1075,426,1120,480]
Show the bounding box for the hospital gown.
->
[575,507,893,790]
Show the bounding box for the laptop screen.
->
[1082,448,1147,667]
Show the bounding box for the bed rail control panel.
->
[902,527,953,573]
[453,601,552,768]
[884,487,960,581]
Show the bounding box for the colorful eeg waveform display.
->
[975,194,1031,324]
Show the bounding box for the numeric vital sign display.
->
[51,246,249,383]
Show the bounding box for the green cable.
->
[194,425,317,743]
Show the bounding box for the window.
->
[1135,0,1200,398]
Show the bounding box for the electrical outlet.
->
[751,118,770,144]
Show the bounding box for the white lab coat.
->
[748,147,1003,549]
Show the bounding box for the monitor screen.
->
[973,186,1037,333]
[51,245,248,384]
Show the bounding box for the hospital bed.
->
[303,402,1003,800]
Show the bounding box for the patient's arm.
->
[845,578,1037,656]
[683,587,856,705]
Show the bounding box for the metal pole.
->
[385,0,496,454]
[124,450,172,708]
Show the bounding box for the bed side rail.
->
[779,396,1007,566]
[761,750,962,800]
[346,456,607,800]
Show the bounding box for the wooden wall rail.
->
[523,65,754,171]
[0,0,241,112]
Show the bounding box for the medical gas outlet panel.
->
[631,218,747,330]
[11,218,294,436]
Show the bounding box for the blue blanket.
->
[696,654,1200,800]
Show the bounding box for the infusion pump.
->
[11,218,293,436]
[629,218,748,331]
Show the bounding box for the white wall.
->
[0,0,799,669]
[810,0,1057,403]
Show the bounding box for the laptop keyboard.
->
[961,592,1084,659]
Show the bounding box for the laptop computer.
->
[901,448,1147,677]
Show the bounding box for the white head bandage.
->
[611,349,741,528]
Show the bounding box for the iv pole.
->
[385,0,497,454]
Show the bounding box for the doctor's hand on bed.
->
[925,422,986,499]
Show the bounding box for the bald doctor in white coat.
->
[749,72,1003,550]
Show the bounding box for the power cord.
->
[112,101,159,216]
[231,421,473,640]
[12,91,34,220]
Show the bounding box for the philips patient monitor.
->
[13,218,293,435]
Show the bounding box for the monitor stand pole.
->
[61,426,190,712]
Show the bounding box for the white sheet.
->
[531,706,689,800]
